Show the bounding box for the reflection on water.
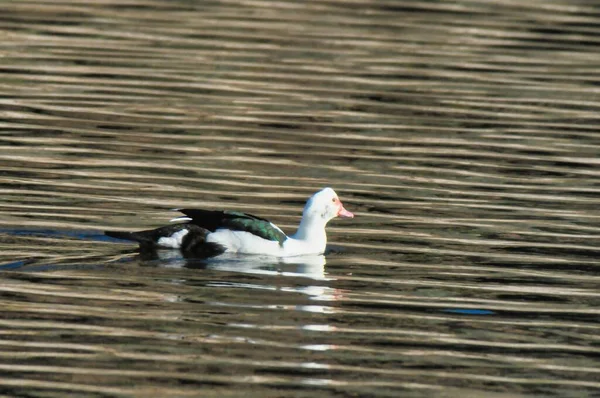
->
[1,0,600,396]
[139,249,329,280]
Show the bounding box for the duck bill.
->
[337,205,354,218]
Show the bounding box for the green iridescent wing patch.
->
[178,209,288,246]
[222,211,287,245]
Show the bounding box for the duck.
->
[105,187,354,258]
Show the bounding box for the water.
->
[1,0,600,396]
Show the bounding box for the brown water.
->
[1,1,600,397]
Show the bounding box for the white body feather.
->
[157,229,189,248]
[204,228,327,256]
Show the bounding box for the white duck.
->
[105,187,354,257]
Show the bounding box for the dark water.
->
[1,1,600,396]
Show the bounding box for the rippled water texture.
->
[1,1,600,396]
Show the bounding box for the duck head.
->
[303,187,354,223]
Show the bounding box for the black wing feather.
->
[178,209,287,245]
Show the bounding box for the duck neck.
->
[292,215,327,245]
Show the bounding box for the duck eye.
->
[332,197,337,203]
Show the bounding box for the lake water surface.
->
[1,1,599,397]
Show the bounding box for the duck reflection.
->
[138,249,329,281]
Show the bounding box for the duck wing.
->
[177,209,288,245]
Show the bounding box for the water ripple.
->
[1,0,599,396]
